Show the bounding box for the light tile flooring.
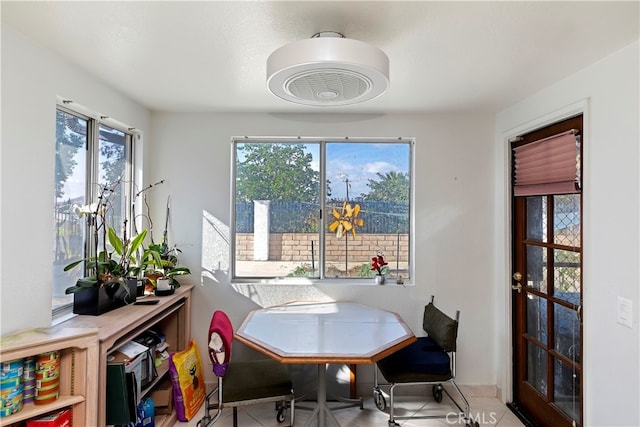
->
[177,395,525,427]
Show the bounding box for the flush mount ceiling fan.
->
[266,31,390,107]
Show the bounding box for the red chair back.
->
[208,310,234,376]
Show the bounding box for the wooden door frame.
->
[497,100,588,408]
[503,110,588,425]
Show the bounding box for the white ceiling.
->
[2,1,638,114]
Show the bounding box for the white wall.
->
[9,20,637,425]
[0,26,151,334]
[146,112,497,389]
[494,41,640,426]
[1,21,498,392]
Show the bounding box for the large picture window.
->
[232,138,413,283]
[53,107,134,314]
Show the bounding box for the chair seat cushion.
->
[222,359,293,403]
[418,336,441,352]
[378,337,452,383]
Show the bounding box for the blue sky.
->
[325,142,410,199]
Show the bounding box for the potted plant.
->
[371,253,389,285]
[139,195,191,295]
[63,181,146,315]
[141,241,191,295]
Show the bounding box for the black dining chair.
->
[197,310,295,427]
[372,296,478,427]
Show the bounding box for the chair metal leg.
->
[443,380,472,424]
[289,397,295,426]
[198,381,223,427]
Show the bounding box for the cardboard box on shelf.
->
[150,377,174,415]
[26,408,71,427]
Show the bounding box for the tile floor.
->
[177,394,525,427]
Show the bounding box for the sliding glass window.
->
[232,138,412,283]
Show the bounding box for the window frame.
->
[53,104,136,318]
[230,137,415,285]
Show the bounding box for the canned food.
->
[33,390,58,405]
[0,385,23,409]
[0,359,23,373]
[35,351,59,363]
[36,375,60,389]
[35,381,60,397]
[0,376,22,391]
[22,369,36,381]
[35,359,60,372]
[0,400,23,417]
[35,352,60,372]
[0,366,23,380]
[23,357,35,370]
[35,365,59,381]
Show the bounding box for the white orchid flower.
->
[72,203,100,218]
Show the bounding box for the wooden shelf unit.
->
[1,286,192,426]
[56,284,193,427]
[0,326,99,426]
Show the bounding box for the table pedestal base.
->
[300,364,363,427]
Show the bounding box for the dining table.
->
[234,301,416,427]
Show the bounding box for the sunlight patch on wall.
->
[201,210,230,284]
[201,209,333,307]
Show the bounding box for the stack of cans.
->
[0,358,24,417]
[34,351,60,405]
[22,357,36,404]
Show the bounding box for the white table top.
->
[235,301,416,364]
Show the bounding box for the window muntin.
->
[232,138,412,283]
[53,108,133,314]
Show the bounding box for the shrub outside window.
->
[232,138,413,283]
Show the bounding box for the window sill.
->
[51,309,77,327]
[231,277,413,287]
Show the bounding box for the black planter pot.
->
[73,278,138,315]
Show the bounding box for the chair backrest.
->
[422,302,459,352]
[208,310,234,377]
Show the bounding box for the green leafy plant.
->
[141,242,191,288]
[64,228,148,293]
[63,180,146,296]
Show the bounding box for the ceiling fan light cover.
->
[267,37,389,106]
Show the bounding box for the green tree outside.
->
[236,143,320,203]
[361,171,409,203]
[55,111,86,199]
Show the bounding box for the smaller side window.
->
[53,108,134,315]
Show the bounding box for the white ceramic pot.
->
[156,278,172,291]
[374,275,385,285]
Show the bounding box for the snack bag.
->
[168,339,205,421]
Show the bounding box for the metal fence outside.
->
[236,200,409,234]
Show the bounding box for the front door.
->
[511,115,583,427]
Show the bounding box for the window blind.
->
[513,130,580,196]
